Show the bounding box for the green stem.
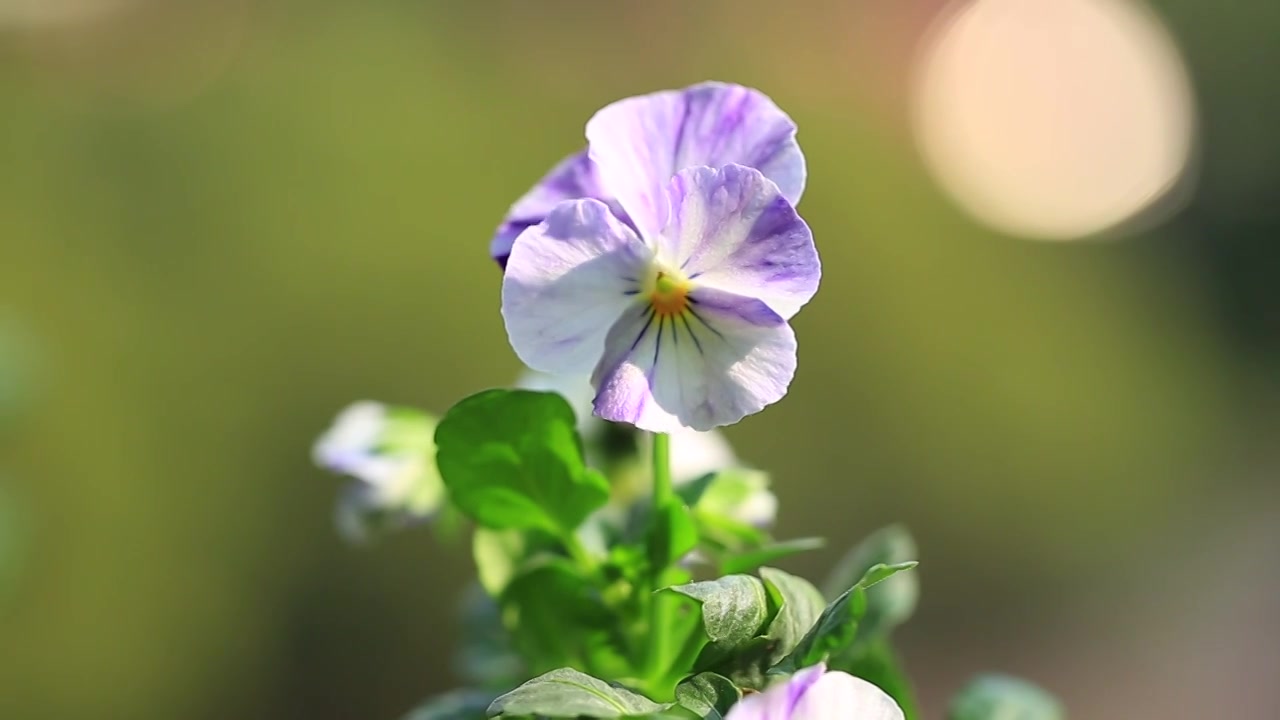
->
[651,432,673,507]
[644,432,675,689]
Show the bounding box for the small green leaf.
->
[823,526,919,645]
[776,562,917,672]
[675,673,741,720]
[435,390,608,536]
[488,668,668,718]
[948,675,1064,720]
[666,575,770,649]
[675,473,717,508]
[472,528,527,596]
[720,537,826,575]
[649,500,698,572]
[402,689,495,720]
[758,567,826,665]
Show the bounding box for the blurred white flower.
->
[313,401,443,542]
[697,469,778,529]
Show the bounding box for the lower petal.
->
[502,199,651,375]
[724,664,826,720]
[591,286,797,432]
[791,672,905,720]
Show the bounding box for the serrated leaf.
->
[720,537,826,575]
[675,673,741,720]
[948,675,1064,720]
[823,526,919,645]
[758,567,826,665]
[666,575,770,648]
[775,562,917,672]
[488,668,668,718]
[402,689,494,720]
[435,390,608,536]
[860,561,918,589]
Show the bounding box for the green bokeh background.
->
[2,2,1277,719]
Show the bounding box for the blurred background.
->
[2,0,1277,718]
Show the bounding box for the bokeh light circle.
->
[912,0,1197,240]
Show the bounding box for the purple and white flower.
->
[725,664,904,720]
[501,83,820,432]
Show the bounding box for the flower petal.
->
[502,199,652,375]
[724,664,826,720]
[791,672,905,720]
[591,286,797,432]
[492,151,617,267]
[586,82,806,241]
[663,164,820,319]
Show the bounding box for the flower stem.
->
[644,432,675,690]
[651,432,673,507]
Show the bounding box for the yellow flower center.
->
[648,269,691,318]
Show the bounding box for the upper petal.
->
[591,286,798,432]
[490,151,605,267]
[586,82,806,241]
[791,671,905,720]
[502,199,652,375]
[663,164,820,319]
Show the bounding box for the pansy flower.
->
[725,663,904,720]
[501,83,820,432]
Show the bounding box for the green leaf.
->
[822,526,919,644]
[488,668,668,718]
[675,673,741,720]
[758,567,826,665]
[402,689,494,720]
[674,473,717,508]
[829,641,920,720]
[720,537,826,575]
[435,390,608,536]
[501,559,612,672]
[948,675,1064,720]
[472,528,527,596]
[649,500,699,572]
[666,575,770,650]
[776,562,917,672]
